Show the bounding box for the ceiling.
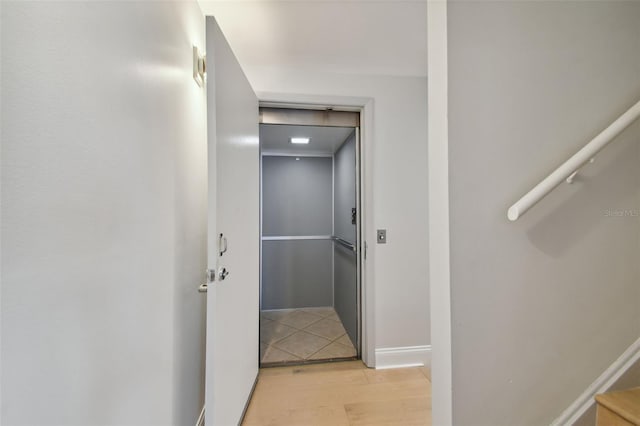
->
[260,124,354,155]
[197,0,428,78]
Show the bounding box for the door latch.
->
[218,267,229,281]
[199,269,216,293]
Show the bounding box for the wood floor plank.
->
[242,361,431,425]
[249,379,429,411]
[258,368,368,389]
[243,404,351,426]
[420,366,431,381]
[363,367,426,384]
[345,396,431,426]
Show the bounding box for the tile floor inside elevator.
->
[260,307,357,365]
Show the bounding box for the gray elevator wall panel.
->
[334,245,358,346]
[333,131,358,346]
[334,132,357,241]
[262,240,333,310]
[262,156,333,236]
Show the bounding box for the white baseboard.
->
[551,336,640,426]
[375,345,431,370]
[195,405,205,426]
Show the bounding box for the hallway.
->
[242,361,432,425]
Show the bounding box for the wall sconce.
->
[193,46,206,87]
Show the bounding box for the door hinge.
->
[193,46,206,87]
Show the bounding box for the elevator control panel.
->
[377,229,387,244]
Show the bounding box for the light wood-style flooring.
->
[242,360,431,426]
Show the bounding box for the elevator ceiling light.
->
[290,137,310,144]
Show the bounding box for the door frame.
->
[257,94,375,367]
[427,1,453,425]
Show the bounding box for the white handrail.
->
[508,99,640,221]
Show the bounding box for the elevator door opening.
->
[259,109,361,366]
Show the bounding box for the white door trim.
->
[257,92,375,367]
[427,1,453,425]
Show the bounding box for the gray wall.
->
[448,2,640,425]
[262,240,333,309]
[333,133,358,346]
[261,155,333,309]
[1,2,207,425]
[262,156,333,236]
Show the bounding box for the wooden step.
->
[596,387,640,426]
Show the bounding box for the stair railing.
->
[507,99,640,221]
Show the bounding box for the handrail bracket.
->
[566,157,595,184]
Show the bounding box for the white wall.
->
[447,2,640,424]
[1,2,207,425]
[196,1,427,78]
[251,69,430,360]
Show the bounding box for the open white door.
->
[204,17,259,426]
